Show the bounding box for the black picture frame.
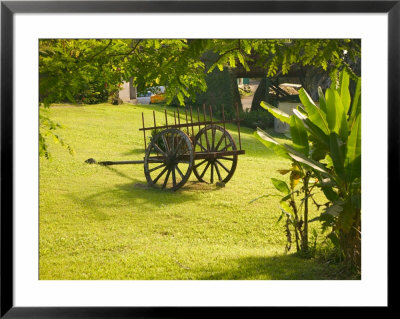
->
[1,1,394,317]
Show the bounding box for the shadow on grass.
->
[67,166,225,221]
[198,255,355,280]
[102,165,138,182]
[119,148,146,156]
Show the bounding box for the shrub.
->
[240,109,274,130]
[257,70,361,271]
[75,80,109,104]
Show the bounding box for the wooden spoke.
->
[169,132,175,153]
[153,166,169,184]
[214,162,222,181]
[174,137,185,156]
[175,164,185,179]
[153,143,167,157]
[196,140,207,152]
[204,127,210,150]
[161,134,170,152]
[218,156,234,161]
[172,167,177,187]
[211,126,216,151]
[215,159,230,173]
[200,162,211,179]
[148,163,166,173]
[210,162,214,184]
[219,143,232,152]
[214,133,225,151]
[162,169,171,189]
[194,159,207,168]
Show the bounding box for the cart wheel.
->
[144,128,194,191]
[193,125,238,184]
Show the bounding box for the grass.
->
[39,103,353,280]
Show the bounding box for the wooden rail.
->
[139,119,241,131]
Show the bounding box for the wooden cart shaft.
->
[98,150,245,166]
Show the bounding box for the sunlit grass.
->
[39,103,351,280]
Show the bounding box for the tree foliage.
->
[39,38,360,155]
[40,38,360,106]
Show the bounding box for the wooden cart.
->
[94,104,245,191]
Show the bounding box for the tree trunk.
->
[300,67,331,101]
[250,77,278,112]
[302,173,310,253]
[195,51,241,117]
[340,210,361,271]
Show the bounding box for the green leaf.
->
[283,144,334,179]
[321,186,339,202]
[177,92,185,106]
[280,208,293,222]
[255,128,291,159]
[237,51,250,71]
[327,232,340,248]
[299,88,330,135]
[348,76,361,130]
[318,87,327,113]
[324,203,343,217]
[335,90,346,136]
[301,117,330,147]
[260,101,291,124]
[287,152,330,177]
[280,190,298,202]
[338,200,357,232]
[290,115,309,155]
[344,114,361,182]
[325,88,337,132]
[325,87,347,138]
[339,105,349,142]
[280,200,293,214]
[324,154,333,168]
[271,178,290,195]
[329,133,346,180]
[229,54,236,68]
[339,69,351,114]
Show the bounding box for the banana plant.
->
[256,70,361,268]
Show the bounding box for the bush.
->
[75,80,110,104]
[239,109,274,130]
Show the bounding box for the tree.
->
[39,39,361,155]
[40,39,360,106]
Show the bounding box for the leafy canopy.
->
[40,39,360,107]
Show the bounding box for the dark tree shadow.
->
[119,148,146,156]
[67,165,225,221]
[197,255,355,280]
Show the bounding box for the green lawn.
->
[39,103,350,280]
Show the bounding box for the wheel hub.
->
[166,153,177,168]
